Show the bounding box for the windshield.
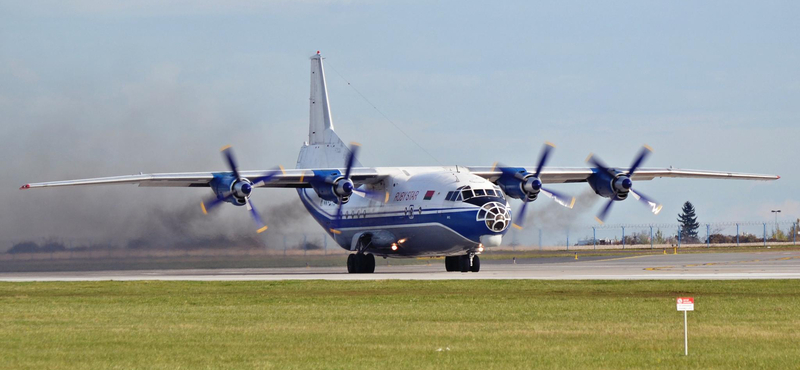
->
[448,185,505,202]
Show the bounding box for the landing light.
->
[397,238,407,244]
[391,243,398,251]
[478,244,484,252]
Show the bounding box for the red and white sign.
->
[677,297,694,311]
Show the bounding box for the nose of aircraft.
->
[477,201,511,233]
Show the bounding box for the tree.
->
[677,201,700,242]
[654,229,665,244]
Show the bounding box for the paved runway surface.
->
[1,251,799,281]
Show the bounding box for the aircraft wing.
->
[466,166,780,184]
[19,168,387,190]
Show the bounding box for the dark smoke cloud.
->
[0,63,316,252]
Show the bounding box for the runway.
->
[1,251,799,281]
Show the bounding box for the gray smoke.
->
[0,63,314,252]
[525,188,600,230]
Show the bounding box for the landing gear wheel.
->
[470,255,480,272]
[459,255,470,273]
[347,254,356,273]
[364,253,375,273]
[444,256,457,272]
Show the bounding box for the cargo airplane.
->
[20,52,779,273]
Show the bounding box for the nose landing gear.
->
[444,254,480,273]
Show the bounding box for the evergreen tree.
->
[677,201,700,241]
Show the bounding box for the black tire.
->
[365,253,376,273]
[459,255,470,273]
[470,255,480,273]
[347,254,355,273]
[354,253,364,273]
[444,256,455,272]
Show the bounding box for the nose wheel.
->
[444,254,480,273]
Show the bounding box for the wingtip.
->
[643,144,653,152]
[585,153,594,163]
[545,141,556,148]
[349,141,361,147]
[330,228,342,235]
[279,165,286,175]
[257,226,268,234]
[512,223,523,230]
[19,184,30,190]
[491,161,498,172]
[594,216,604,225]
[776,175,781,180]
[384,191,390,203]
[220,145,231,152]
[200,202,208,215]
[568,197,576,209]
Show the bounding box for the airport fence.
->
[503,220,799,251]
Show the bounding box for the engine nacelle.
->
[309,171,354,204]
[587,169,631,200]
[495,167,541,202]
[209,175,253,206]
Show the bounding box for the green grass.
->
[480,243,800,261]
[1,280,798,370]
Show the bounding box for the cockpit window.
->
[447,185,505,202]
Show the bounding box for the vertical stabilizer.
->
[297,52,360,169]
[309,52,335,144]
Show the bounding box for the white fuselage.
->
[297,166,511,257]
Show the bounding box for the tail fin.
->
[296,51,360,169]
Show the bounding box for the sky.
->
[1,1,797,248]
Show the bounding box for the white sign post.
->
[677,297,694,356]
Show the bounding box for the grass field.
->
[1,280,798,369]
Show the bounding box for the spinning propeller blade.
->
[512,200,530,230]
[627,145,652,176]
[541,187,576,209]
[533,142,555,178]
[595,198,615,224]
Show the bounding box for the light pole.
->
[771,210,781,239]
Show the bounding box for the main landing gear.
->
[444,254,480,273]
[347,253,375,273]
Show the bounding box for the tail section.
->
[296,51,360,169]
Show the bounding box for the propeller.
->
[329,143,388,235]
[588,145,663,224]
[510,142,576,230]
[201,145,283,234]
